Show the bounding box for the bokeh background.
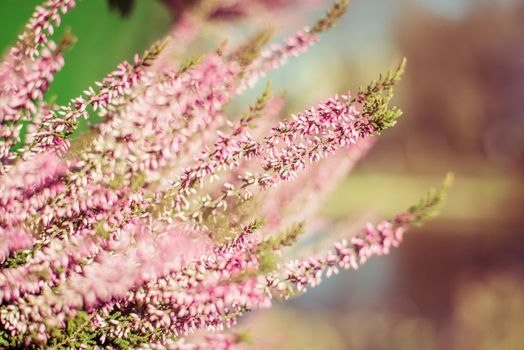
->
[1,0,523,349]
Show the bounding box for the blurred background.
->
[1,0,523,349]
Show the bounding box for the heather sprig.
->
[13,0,76,58]
[266,176,452,297]
[0,34,74,173]
[311,0,350,34]
[0,0,77,174]
[407,172,454,225]
[24,38,168,159]
[358,57,407,131]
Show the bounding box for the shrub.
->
[0,0,449,348]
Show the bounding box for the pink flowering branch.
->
[13,0,76,58]
[238,28,319,93]
[258,139,375,231]
[25,40,166,159]
[266,175,453,296]
[0,23,76,173]
[238,0,349,92]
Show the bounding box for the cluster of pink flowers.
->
[0,0,75,173]
[266,218,410,295]
[0,0,449,348]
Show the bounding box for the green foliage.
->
[131,172,147,192]
[360,58,406,132]
[179,55,204,73]
[0,250,30,269]
[408,172,454,225]
[204,214,240,243]
[0,328,26,348]
[45,309,164,349]
[101,311,163,348]
[94,221,111,240]
[311,0,350,34]
[108,174,125,189]
[238,81,272,130]
[34,269,51,282]
[59,27,78,52]
[142,37,169,66]
[0,235,53,268]
[246,81,272,124]
[247,218,266,232]
[0,333,7,348]
[230,28,274,67]
[65,129,99,160]
[258,249,279,273]
[234,329,254,345]
[254,223,305,274]
[366,57,407,95]
[48,311,97,350]
[265,222,305,250]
